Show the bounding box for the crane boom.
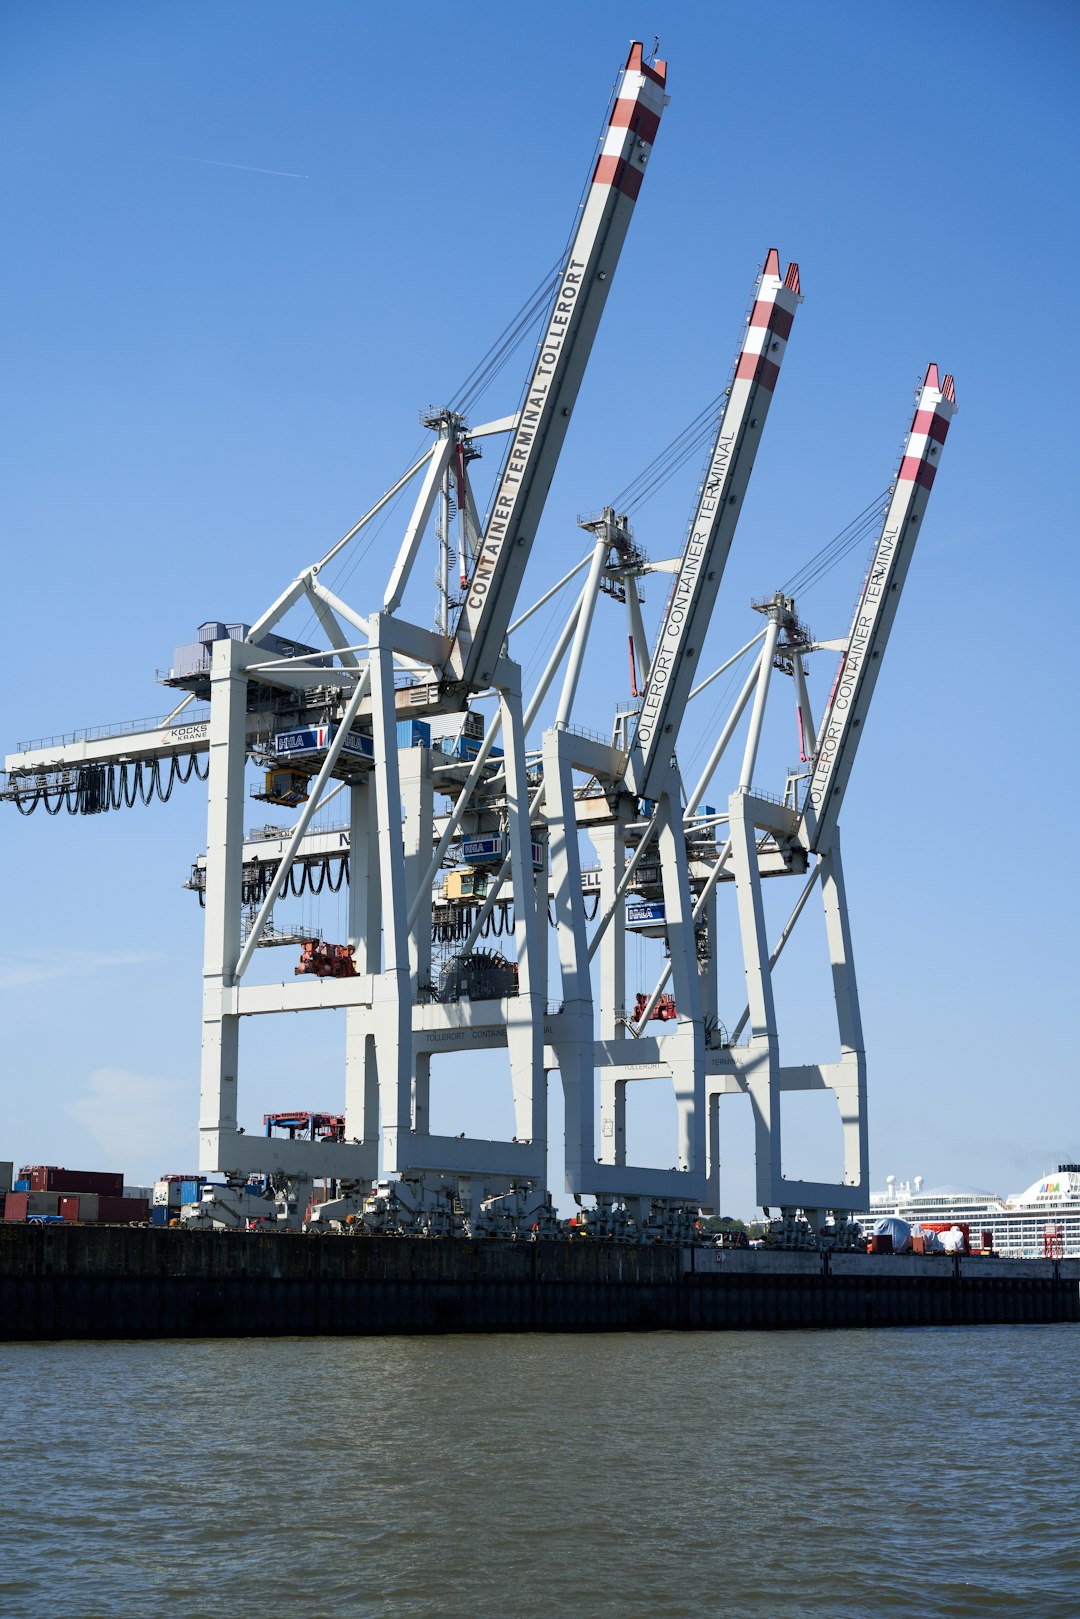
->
[627,250,802,801]
[445,41,668,691]
[801,363,957,854]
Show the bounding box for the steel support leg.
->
[345,780,379,1176]
[729,788,782,1206]
[500,670,546,1147]
[543,728,594,1193]
[656,789,705,1175]
[199,637,249,1174]
[819,837,868,1199]
[368,615,413,1176]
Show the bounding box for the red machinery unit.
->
[296,940,357,979]
[634,992,677,1022]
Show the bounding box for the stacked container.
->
[3,1167,148,1223]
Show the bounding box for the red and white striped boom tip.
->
[732,248,801,395]
[591,41,668,202]
[898,363,957,490]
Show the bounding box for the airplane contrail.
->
[160,152,308,179]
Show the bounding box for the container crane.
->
[700,365,957,1222]
[2,37,961,1245]
[800,363,958,855]
[542,250,802,1222]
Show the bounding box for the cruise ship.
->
[855,1164,1080,1258]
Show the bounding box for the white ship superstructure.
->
[857,1165,1080,1258]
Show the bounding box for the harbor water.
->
[2,1325,1076,1617]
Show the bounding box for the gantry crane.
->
[2,39,959,1241]
[179,38,667,1229]
[699,364,957,1223]
[540,249,802,1225]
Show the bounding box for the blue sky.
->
[2,1,1077,1212]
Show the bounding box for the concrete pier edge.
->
[1,1226,1077,1339]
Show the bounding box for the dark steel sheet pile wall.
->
[1,1225,1076,1340]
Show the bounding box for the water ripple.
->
[1,1325,1077,1617]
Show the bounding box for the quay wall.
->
[1,1224,1077,1339]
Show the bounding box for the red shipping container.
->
[96,1196,149,1224]
[4,1192,29,1222]
[58,1196,81,1222]
[24,1166,124,1196]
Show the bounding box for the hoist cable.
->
[612,395,724,513]
[780,492,891,600]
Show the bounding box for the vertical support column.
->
[368,614,413,1175]
[819,837,868,1196]
[401,744,433,1137]
[593,823,626,1036]
[793,652,817,760]
[595,821,627,1167]
[729,789,782,1207]
[501,668,546,1148]
[738,617,780,791]
[706,1091,721,1214]
[199,637,249,1174]
[554,528,609,728]
[543,729,595,1192]
[599,1078,627,1166]
[345,780,379,1177]
[698,880,719,1028]
[625,582,651,688]
[401,746,433,994]
[656,789,704,1174]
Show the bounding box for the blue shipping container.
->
[273,725,374,761]
[461,835,544,869]
[396,720,431,749]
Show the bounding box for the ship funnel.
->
[914,1175,924,1193]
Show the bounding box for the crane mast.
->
[801,364,957,854]
[627,250,802,802]
[446,41,668,691]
